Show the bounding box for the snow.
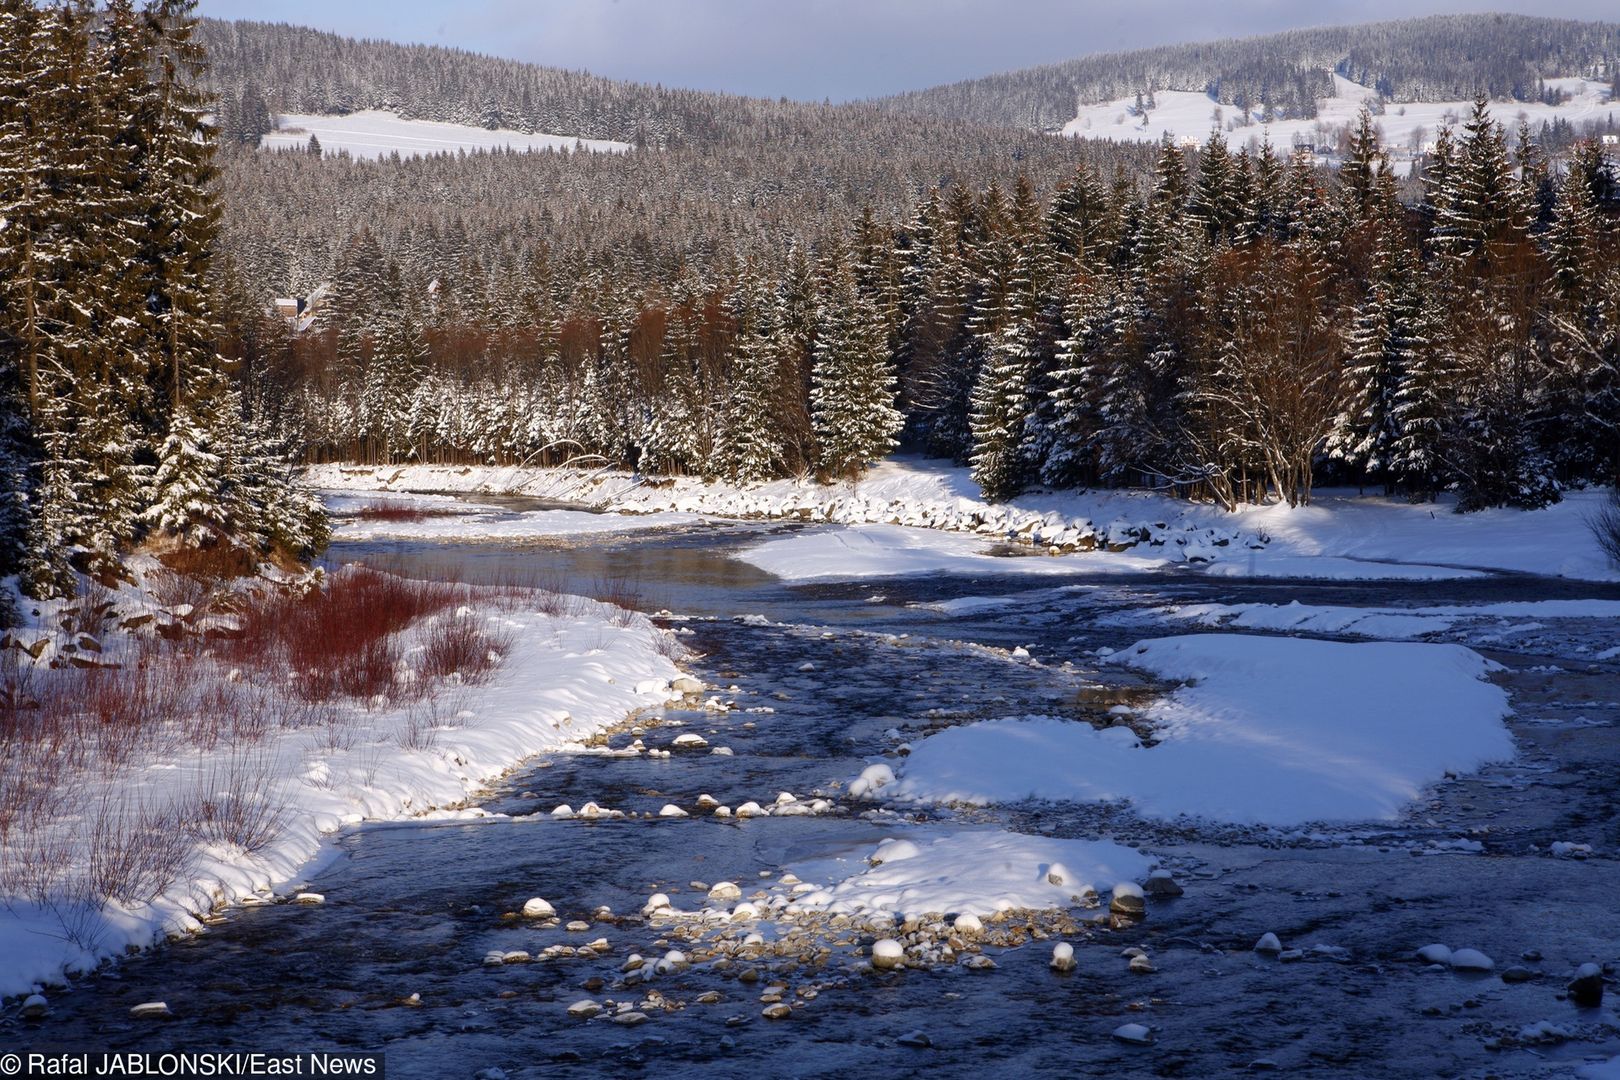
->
[306,460,1620,582]
[330,502,700,542]
[885,635,1513,826]
[261,111,631,160]
[1160,598,1620,640]
[779,828,1150,918]
[0,585,682,1000]
[1062,74,1615,170]
[735,524,1172,580]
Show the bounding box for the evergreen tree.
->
[811,255,902,479]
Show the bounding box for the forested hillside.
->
[879,15,1620,131]
[242,102,1620,515]
[199,18,821,148]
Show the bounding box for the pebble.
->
[696,991,723,1004]
[1112,1022,1153,1045]
[1129,954,1156,974]
[130,1002,171,1019]
[696,794,720,808]
[521,897,555,918]
[961,954,997,971]
[21,994,47,1019]
[612,1011,650,1026]
[1450,949,1494,973]
[1254,932,1282,955]
[762,1003,792,1020]
[1500,966,1536,983]
[658,804,689,818]
[672,733,709,749]
[292,892,326,904]
[1568,963,1604,1007]
[1050,943,1076,972]
[566,1000,602,1019]
[565,920,591,932]
[708,881,742,902]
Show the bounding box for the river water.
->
[10,510,1620,1078]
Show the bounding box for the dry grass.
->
[0,563,536,943]
[352,501,434,523]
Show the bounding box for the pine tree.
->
[970,313,1039,500]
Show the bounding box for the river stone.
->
[1129,954,1156,974]
[762,1003,792,1020]
[1254,933,1283,955]
[1568,963,1604,1006]
[709,881,743,902]
[565,920,591,932]
[897,1030,932,1048]
[1500,966,1536,983]
[658,804,689,818]
[612,1011,650,1026]
[696,991,723,1004]
[1112,1023,1153,1045]
[130,1002,171,1019]
[1450,949,1494,972]
[672,676,703,694]
[21,994,48,1019]
[672,733,708,749]
[1143,870,1184,897]
[567,1000,602,1019]
[871,939,905,970]
[293,892,325,904]
[1109,882,1145,915]
[1050,943,1076,972]
[1416,944,1452,965]
[521,897,555,918]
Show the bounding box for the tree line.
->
[0,0,325,600]
[270,102,1618,513]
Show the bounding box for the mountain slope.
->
[876,14,1620,131]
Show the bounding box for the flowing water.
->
[10,508,1620,1078]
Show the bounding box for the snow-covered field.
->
[1061,73,1615,156]
[875,635,1515,826]
[260,111,632,159]
[0,569,682,1000]
[308,459,1620,583]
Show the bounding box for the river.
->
[12,509,1620,1078]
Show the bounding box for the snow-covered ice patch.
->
[778,828,1150,918]
[332,506,699,541]
[886,635,1513,825]
[1160,598,1620,640]
[736,524,1172,581]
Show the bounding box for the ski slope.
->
[260,110,632,159]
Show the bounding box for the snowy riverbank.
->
[0,567,684,1001]
[308,458,1620,582]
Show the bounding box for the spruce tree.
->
[811,256,902,479]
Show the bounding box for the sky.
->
[196,1,1618,102]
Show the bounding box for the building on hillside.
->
[271,283,330,334]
